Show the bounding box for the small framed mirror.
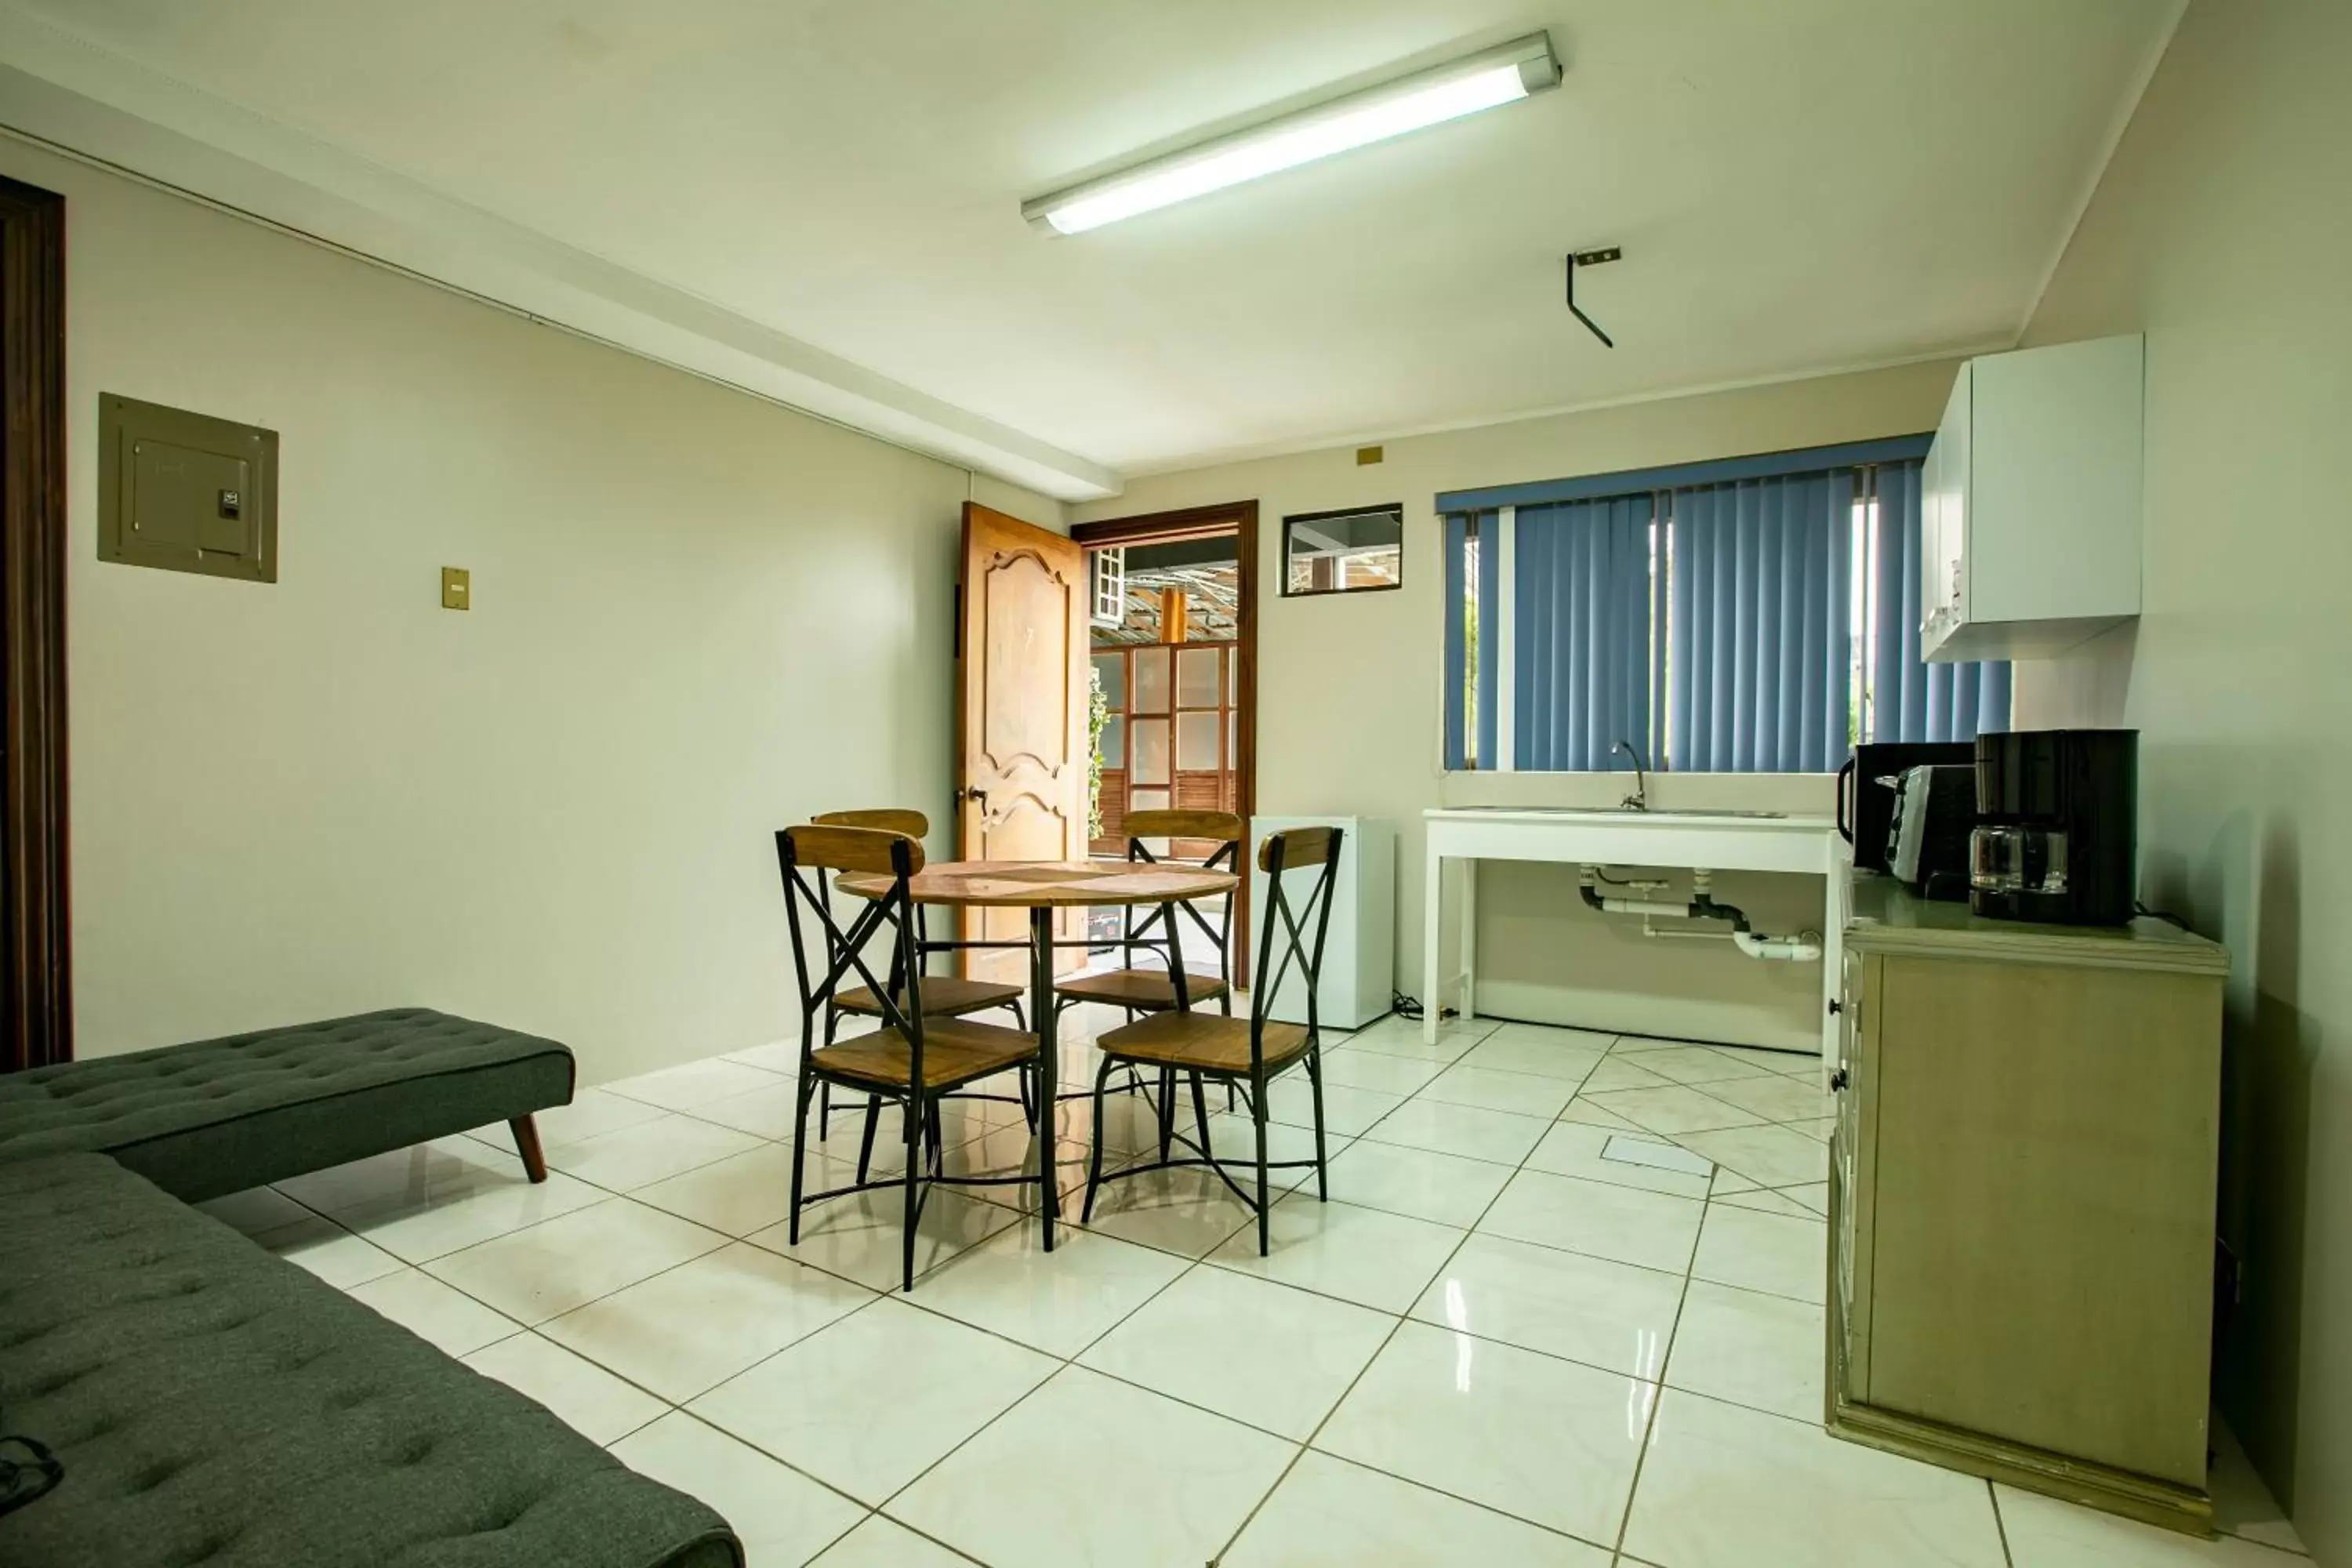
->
[1282,505,1404,597]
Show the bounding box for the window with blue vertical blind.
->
[1439,439,2010,773]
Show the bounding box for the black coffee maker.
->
[1969,729,2137,926]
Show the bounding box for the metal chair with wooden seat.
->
[776,823,1047,1292]
[1080,825,1343,1256]
[1051,809,1243,1031]
[809,809,1027,1138]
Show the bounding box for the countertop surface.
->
[1426,806,1838,830]
[1847,872,2229,975]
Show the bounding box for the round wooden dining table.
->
[832,858,1239,1248]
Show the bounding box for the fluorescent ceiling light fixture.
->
[1023,34,1561,235]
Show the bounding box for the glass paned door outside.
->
[1091,641,1239,855]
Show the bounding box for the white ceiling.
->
[0,0,2178,495]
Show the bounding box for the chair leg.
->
[1157,1067,1177,1162]
[1008,997,1028,1032]
[1307,1047,1330,1202]
[1189,1073,1213,1156]
[819,1008,839,1136]
[1220,985,1236,1111]
[787,1076,813,1245]
[1082,1055,1116,1223]
[856,1097,881,1185]
[508,1116,546,1184]
[901,1094,921,1293]
[1252,1070,1271,1256]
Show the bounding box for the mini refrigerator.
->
[1247,815,1395,1029]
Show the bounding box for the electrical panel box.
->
[98,394,278,583]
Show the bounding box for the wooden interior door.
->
[956,503,1088,980]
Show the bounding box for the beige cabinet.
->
[1828,877,2227,1534]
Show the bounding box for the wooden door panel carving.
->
[956,505,1088,982]
[979,548,1075,776]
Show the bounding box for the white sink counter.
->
[1421,805,1849,1065]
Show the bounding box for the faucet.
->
[1612,738,1650,811]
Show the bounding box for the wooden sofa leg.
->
[509,1115,548,1183]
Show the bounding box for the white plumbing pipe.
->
[1578,864,1690,918]
[1732,930,1823,962]
[1640,919,1820,960]
[1641,919,1730,942]
[1592,892,1700,919]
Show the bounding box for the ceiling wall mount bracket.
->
[1565,247,1622,347]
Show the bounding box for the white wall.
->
[9,137,1064,1084]
[1077,359,1962,1049]
[2005,0,2352,1547]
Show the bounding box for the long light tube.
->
[1022,34,1561,235]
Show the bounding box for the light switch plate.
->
[441,567,470,610]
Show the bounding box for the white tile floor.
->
[212,1010,2310,1568]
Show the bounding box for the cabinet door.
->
[1921,364,1971,655]
[1861,953,2218,1484]
[1829,949,1878,1399]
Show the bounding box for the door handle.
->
[1830,1067,1850,1093]
[962,787,989,808]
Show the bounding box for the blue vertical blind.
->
[1444,456,2009,771]
[1514,497,1655,771]
[1669,472,1853,773]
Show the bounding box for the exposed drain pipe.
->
[1578,866,1822,964]
[1726,927,1823,962]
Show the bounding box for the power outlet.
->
[441,567,470,610]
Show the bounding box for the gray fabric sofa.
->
[0,1011,743,1568]
[0,1153,740,1567]
[0,1008,572,1202]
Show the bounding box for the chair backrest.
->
[813,808,930,839]
[775,825,928,1065]
[1250,826,1345,1045]
[1123,809,1243,862]
[1116,809,1244,981]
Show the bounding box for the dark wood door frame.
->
[1073,501,1258,988]
[0,176,71,1073]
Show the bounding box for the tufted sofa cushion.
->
[0,1153,742,1568]
[0,1010,573,1203]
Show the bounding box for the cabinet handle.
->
[1827,998,1842,1016]
[1830,1068,1850,1093]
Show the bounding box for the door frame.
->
[1072,500,1258,988]
[0,176,70,1073]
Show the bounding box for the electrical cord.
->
[1390,992,1454,1022]
[2135,901,2194,932]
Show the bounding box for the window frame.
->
[1442,437,2009,777]
[1280,503,1406,599]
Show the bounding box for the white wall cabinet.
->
[1921,334,2143,662]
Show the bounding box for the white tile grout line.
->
[274,1023,1925,1566]
[1988,1478,2017,1568]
